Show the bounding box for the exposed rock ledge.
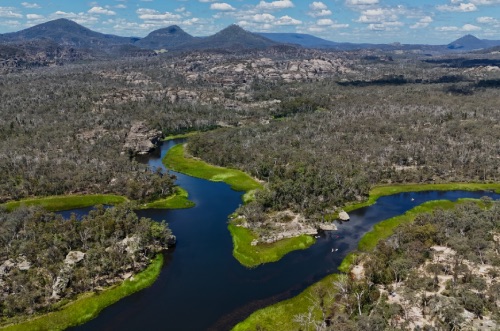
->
[240,210,337,245]
[123,121,162,155]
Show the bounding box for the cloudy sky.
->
[0,0,499,44]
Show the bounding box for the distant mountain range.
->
[1,18,500,63]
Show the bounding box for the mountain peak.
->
[135,25,195,49]
[448,34,487,50]
[0,18,134,49]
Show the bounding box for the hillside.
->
[0,18,135,49]
[135,25,196,50]
[258,32,338,48]
[176,25,277,51]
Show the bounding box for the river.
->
[67,139,500,331]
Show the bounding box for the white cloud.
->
[462,23,481,31]
[436,3,477,12]
[368,21,403,31]
[51,11,99,25]
[476,16,499,23]
[0,7,23,19]
[308,2,332,17]
[136,8,182,20]
[346,0,379,7]
[436,24,481,31]
[88,7,116,15]
[256,0,294,10]
[410,16,433,29]
[275,15,301,25]
[210,3,236,11]
[317,18,334,26]
[26,13,44,20]
[310,2,328,10]
[356,8,399,23]
[253,13,275,23]
[21,2,41,9]
[452,0,500,4]
[115,4,127,9]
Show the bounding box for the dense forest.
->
[188,77,500,223]
[0,204,173,320]
[287,201,500,330]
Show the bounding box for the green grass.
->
[163,144,262,193]
[232,272,341,331]
[139,187,195,209]
[163,131,199,141]
[342,182,500,214]
[1,194,128,212]
[0,255,164,331]
[228,223,315,268]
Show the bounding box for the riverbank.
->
[139,187,195,209]
[1,187,194,212]
[228,224,315,268]
[232,197,488,331]
[342,182,500,214]
[0,254,164,331]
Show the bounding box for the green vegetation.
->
[165,143,316,268]
[0,194,127,212]
[232,197,495,330]
[163,131,199,141]
[343,182,500,214]
[1,187,195,213]
[233,273,341,331]
[358,198,468,252]
[164,144,262,193]
[228,223,315,268]
[140,187,194,209]
[0,255,164,331]
[0,204,172,328]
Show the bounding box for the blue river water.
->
[67,139,500,331]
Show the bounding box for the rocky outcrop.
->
[123,121,162,155]
[338,211,350,221]
[51,251,85,299]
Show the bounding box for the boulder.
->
[123,121,162,155]
[64,251,85,265]
[318,223,337,231]
[338,211,350,221]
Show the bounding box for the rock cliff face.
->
[123,121,162,155]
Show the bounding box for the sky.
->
[0,0,499,44]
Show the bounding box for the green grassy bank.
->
[164,144,262,193]
[232,195,494,331]
[343,182,500,214]
[228,223,315,268]
[139,187,195,209]
[1,194,128,212]
[0,254,164,331]
[1,187,194,213]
